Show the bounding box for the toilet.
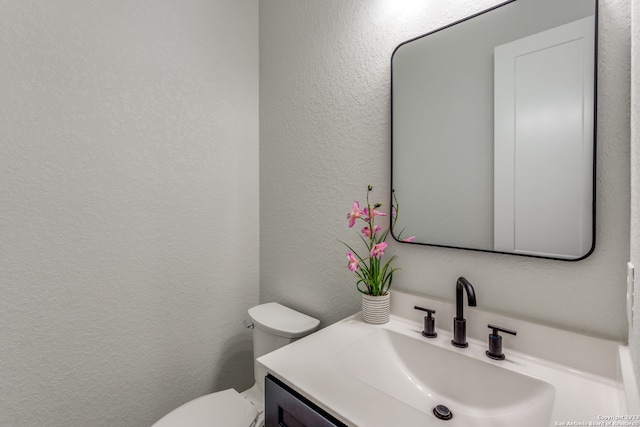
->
[152,302,320,427]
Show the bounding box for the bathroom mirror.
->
[391,0,597,260]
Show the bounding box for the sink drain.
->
[433,404,453,421]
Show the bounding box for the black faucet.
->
[452,277,477,348]
[486,324,517,360]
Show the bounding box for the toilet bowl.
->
[152,302,320,427]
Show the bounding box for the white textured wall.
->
[630,0,640,391]
[0,1,259,426]
[260,0,631,341]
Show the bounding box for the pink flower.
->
[363,207,386,221]
[402,236,416,242]
[346,252,359,272]
[370,242,388,259]
[347,201,364,228]
[361,225,381,237]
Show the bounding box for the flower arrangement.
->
[341,186,414,296]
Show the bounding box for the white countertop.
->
[258,291,630,427]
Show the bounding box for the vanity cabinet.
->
[265,374,347,427]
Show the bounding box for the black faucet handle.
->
[486,324,517,360]
[488,324,517,336]
[414,306,437,338]
[414,306,435,315]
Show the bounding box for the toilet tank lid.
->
[248,302,320,338]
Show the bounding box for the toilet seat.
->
[152,388,259,427]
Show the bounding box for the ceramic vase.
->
[361,292,391,324]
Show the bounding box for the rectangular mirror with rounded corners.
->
[391,0,597,260]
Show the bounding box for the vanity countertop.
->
[257,291,632,427]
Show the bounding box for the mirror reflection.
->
[391,0,597,260]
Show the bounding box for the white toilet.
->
[152,302,320,427]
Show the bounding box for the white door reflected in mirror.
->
[493,17,595,259]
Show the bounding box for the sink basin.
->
[259,292,623,427]
[333,328,555,426]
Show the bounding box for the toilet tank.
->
[248,302,320,389]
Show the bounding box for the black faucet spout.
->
[456,277,476,319]
[452,277,477,348]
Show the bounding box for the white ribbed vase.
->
[361,292,390,324]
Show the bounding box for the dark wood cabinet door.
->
[264,375,347,427]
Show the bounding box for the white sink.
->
[334,328,555,426]
[258,290,624,427]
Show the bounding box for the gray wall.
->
[260,0,631,341]
[630,0,640,393]
[0,1,259,426]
